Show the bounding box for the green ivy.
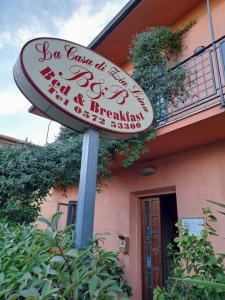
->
[130,22,195,121]
[0,127,155,223]
[0,25,193,223]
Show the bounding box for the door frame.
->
[128,186,176,300]
[141,196,164,299]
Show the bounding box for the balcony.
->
[154,35,225,127]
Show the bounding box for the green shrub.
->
[0,213,131,299]
[153,208,225,300]
[0,200,38,224]
[0,128,155,225]
[154,278,225,300]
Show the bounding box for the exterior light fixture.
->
[141,166,156,176]
[118,234,129,254]
[194,46,205,55]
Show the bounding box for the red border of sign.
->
[16,37,152,136]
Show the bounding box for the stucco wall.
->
[39,1,225,298]
[41,139,225,299]
[121,0,225,73]
[175,0,225,61]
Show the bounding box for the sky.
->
[0,0,128,145]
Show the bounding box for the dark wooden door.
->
[141,197,163,300]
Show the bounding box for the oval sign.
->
[14,37,153,139]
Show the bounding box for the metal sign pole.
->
[75,128,99,249]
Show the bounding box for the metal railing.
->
[154,35,225,127]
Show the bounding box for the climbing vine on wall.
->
[130,21,195,122]
[0,127,155,223]
[0,23,195,223]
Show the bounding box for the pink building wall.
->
[41,139,225,299]
[176,0,225,60]
[122,0,225,74]
[40,1,225,298]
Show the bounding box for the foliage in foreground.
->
[0,213,131,299]
[154,206,225,300]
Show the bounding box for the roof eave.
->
[88,0,141,50]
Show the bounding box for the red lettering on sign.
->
[74,106,82,113]
[59,65,94,88]
[35,41,62,62]
[64,45,93,65]
[108,67,128,87]
[95,61,107,71]
[48,85,56,95]
[36,42,52,61]
[90,100,99,113]
[40,67,71,107]
[107,110,112,118]
[64,45,76,59]
[130,85,149,112]
[60,85,70,96]
[86,80,106,100]
[52,79,60,88]
[40,67,55,80]
[106,85,128,105]
[74,93,85,106]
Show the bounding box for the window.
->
[219,39,225,82]
[56,201,77,229]
[67,201,77,226]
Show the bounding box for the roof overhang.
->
[89,0,202,65]
[0,133,28,145]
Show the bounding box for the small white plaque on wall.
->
[181,217,204,236]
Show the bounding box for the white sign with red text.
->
[14,37,153,139]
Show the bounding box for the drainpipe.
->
[206,0,225,107]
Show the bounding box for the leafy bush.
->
[153,208,225,300]
[0,200,38,224]
[0,126,155,224]
[154,278,225,300]
[0,143,56,223]
[0,213,131,299]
